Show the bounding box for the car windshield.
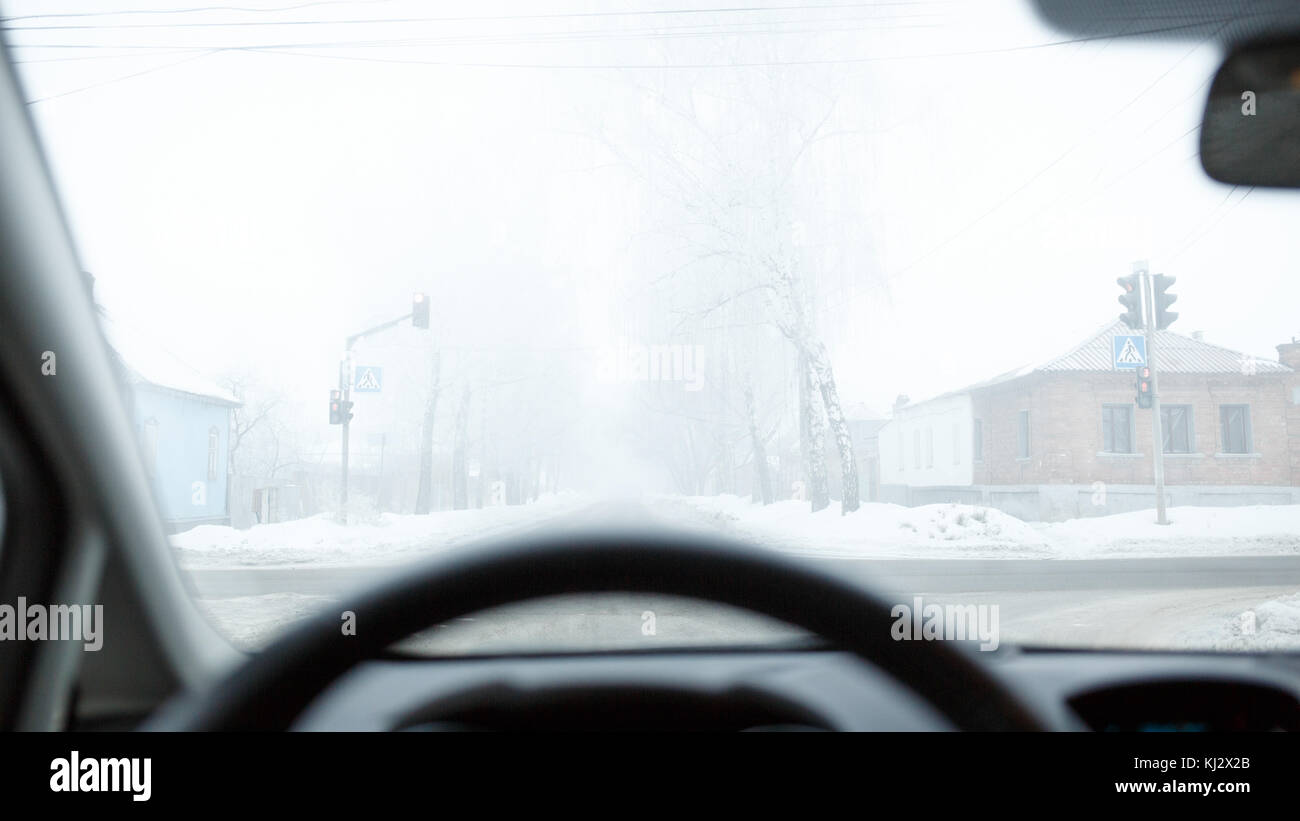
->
[6,0,1299,655]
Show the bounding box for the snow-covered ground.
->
[177,493,1300,652]
[663,495,1300,559]
[173,492,1300,569]
[1040,505,1300,558]
[1180,591,1300,651]
[171,491,590,568]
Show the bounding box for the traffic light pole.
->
[339,343,352,521]
[338,310,415,523]
[1138,265,1169,526]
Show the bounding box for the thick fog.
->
[9,0,1300,503]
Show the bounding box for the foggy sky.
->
[7,0,1298,429]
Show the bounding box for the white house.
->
[878,391,974,488]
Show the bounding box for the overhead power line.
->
[3,2,955,29]
[7,14,1232,63]
[24,48,219,104]
[816,24,1226,317]
[187,18,1224,71]
[1164,185,1255,264]
[8,10,954,53]
[2,0,406,21]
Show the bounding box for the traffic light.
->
[1153,273,1178,330]
[341,399,354,424]
[1117,275,1143,330]
[1136,365,1153,409]
[329,389,342,425]
[412,292,430,329]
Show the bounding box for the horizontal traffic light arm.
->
[345,312,415,349]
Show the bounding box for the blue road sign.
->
[354,366,383,392]
[1113,335,1147,370]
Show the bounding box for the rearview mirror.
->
[1200,39,1300,187]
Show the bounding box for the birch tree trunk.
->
[808,341,860,513]
[800,352,830,512]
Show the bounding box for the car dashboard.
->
[287,646,1300,732]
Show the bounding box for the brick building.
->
[879,321,1300,521]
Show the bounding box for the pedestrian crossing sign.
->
[1113,335,1146,370]
[354,366,383,392]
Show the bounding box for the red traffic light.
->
[413,292,430,329]
[1117,275,1143,330]
[1136,365,1153,408]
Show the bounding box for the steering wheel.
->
[155,528,1051,731]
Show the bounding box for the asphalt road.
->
[185,554,1300,600]
[178,502,1300,652]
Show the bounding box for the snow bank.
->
[172,492,590,568]
[1179,592,1300,651]
[662,495,1056,558]
[174,493,1300,568]
[663,496,1300,559]
[1039,505,1300,558]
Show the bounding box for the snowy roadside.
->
[658,495,1300,560]
[1180,591,1300,651]
[171,492,591,569]
[1037,505,1300,559]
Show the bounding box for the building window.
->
[207,426,219,481]
[925,427,933,468]
[1101,404,1134,454]
[913,430,921,469]
[1017,410,1030,459]
[973,419,983,462]
[952,422,960,465]
[1219,405,1252,454]
[1161,405,1193,454]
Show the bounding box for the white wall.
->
[879,393,974,487]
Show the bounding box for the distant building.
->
[843,403,889,502]
[102,317,240,532]
[879,321,1300,521]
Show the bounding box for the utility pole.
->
[1135,260,1169,525]
[339,343,353,520]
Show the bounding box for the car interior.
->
[2,0,1300,734]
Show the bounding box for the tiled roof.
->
[905,320,1291,410]
[1039,320,1291,375]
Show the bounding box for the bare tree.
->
[223,374,279,479]
[451,384,471,510]
[742,376,774,505]
[593,64,867,512]
[414,350,442,514]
